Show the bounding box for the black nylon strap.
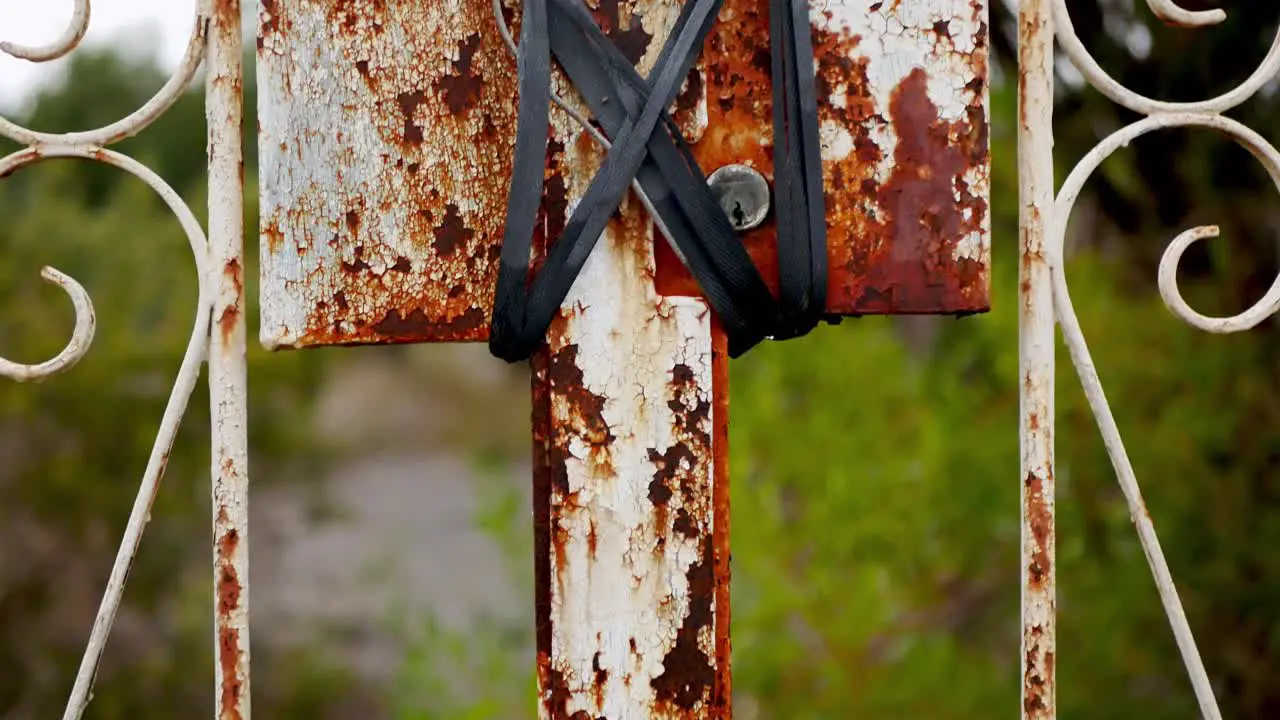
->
[490,0,730,362]
[488,0,829,362]
[491,0,552,362]
[770,0,828,339]
[545,0,780,356]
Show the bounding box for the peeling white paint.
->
[538,12,720,714]
[820,0,989,269]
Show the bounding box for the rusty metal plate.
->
[673,0,990,314]
[257,0,990,350]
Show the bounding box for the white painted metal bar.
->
[207,0,252,717]
[1017,0,1056,717]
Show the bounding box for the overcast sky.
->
[1,0,201,110]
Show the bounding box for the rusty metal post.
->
[523,15,731,714]
[208,0,251,717]
[530,234,730,718]
[529,146,730,718]
[1018,0,1055,717]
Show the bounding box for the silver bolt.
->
[706,164,770,232]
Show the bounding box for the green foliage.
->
[392,614,536,720]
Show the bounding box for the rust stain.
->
[586,517,598,559]
[1024,471,1053,591]
[367,306,487,340]
[710,321,731,713]
[435,33,485,114]
[1023,621,1053,716]
[546,341,616,475]
[1016,10,1046,129]
[841,66,986,312]
[652,537,716,712]
[217,555,241,616]
[645,354,723,716]
[395,89,427,144]
[214,0,241,36]
[598,0,653,64]
[538,653,575,719]
[217,624,243,720]
[536,310,613,600]
[591,650,608,710]
[263,218,285,255]
[218,258,244,343]
[215,503,244,720]
[326,0,389,34]
[675,68,704,114]
[648,461,676,506]
[433,203,474,258]
[254,0,288,50]
[532,347,556,716]
[260,0,280,41]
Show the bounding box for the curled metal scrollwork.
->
[0,266,96,382]
[1050,2,1280,718]
[1,0,212,382]
[0,0,90,62]
[0,2,218,718]
[1145,0,1225,29]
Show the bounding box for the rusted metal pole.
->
[529,81,730,720]
[207,0,251,717]
[1018,0,1056,717]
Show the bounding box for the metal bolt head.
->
[706,164,770,232]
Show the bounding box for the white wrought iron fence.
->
[1,1,249,717]
[1020,1,1280,718]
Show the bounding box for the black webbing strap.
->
[544,0,780,354]
[769,0,828,339]
[488,0,828,362]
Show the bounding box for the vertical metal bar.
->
[207,0,250,717]
[1018,0,1056,717]
[530,134,730,717]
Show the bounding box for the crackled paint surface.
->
[530,184,730,716]
[258,0,990,348]
[527,9,728,717]
[1018,0,1055,717]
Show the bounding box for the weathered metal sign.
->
[257,0,990,349]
